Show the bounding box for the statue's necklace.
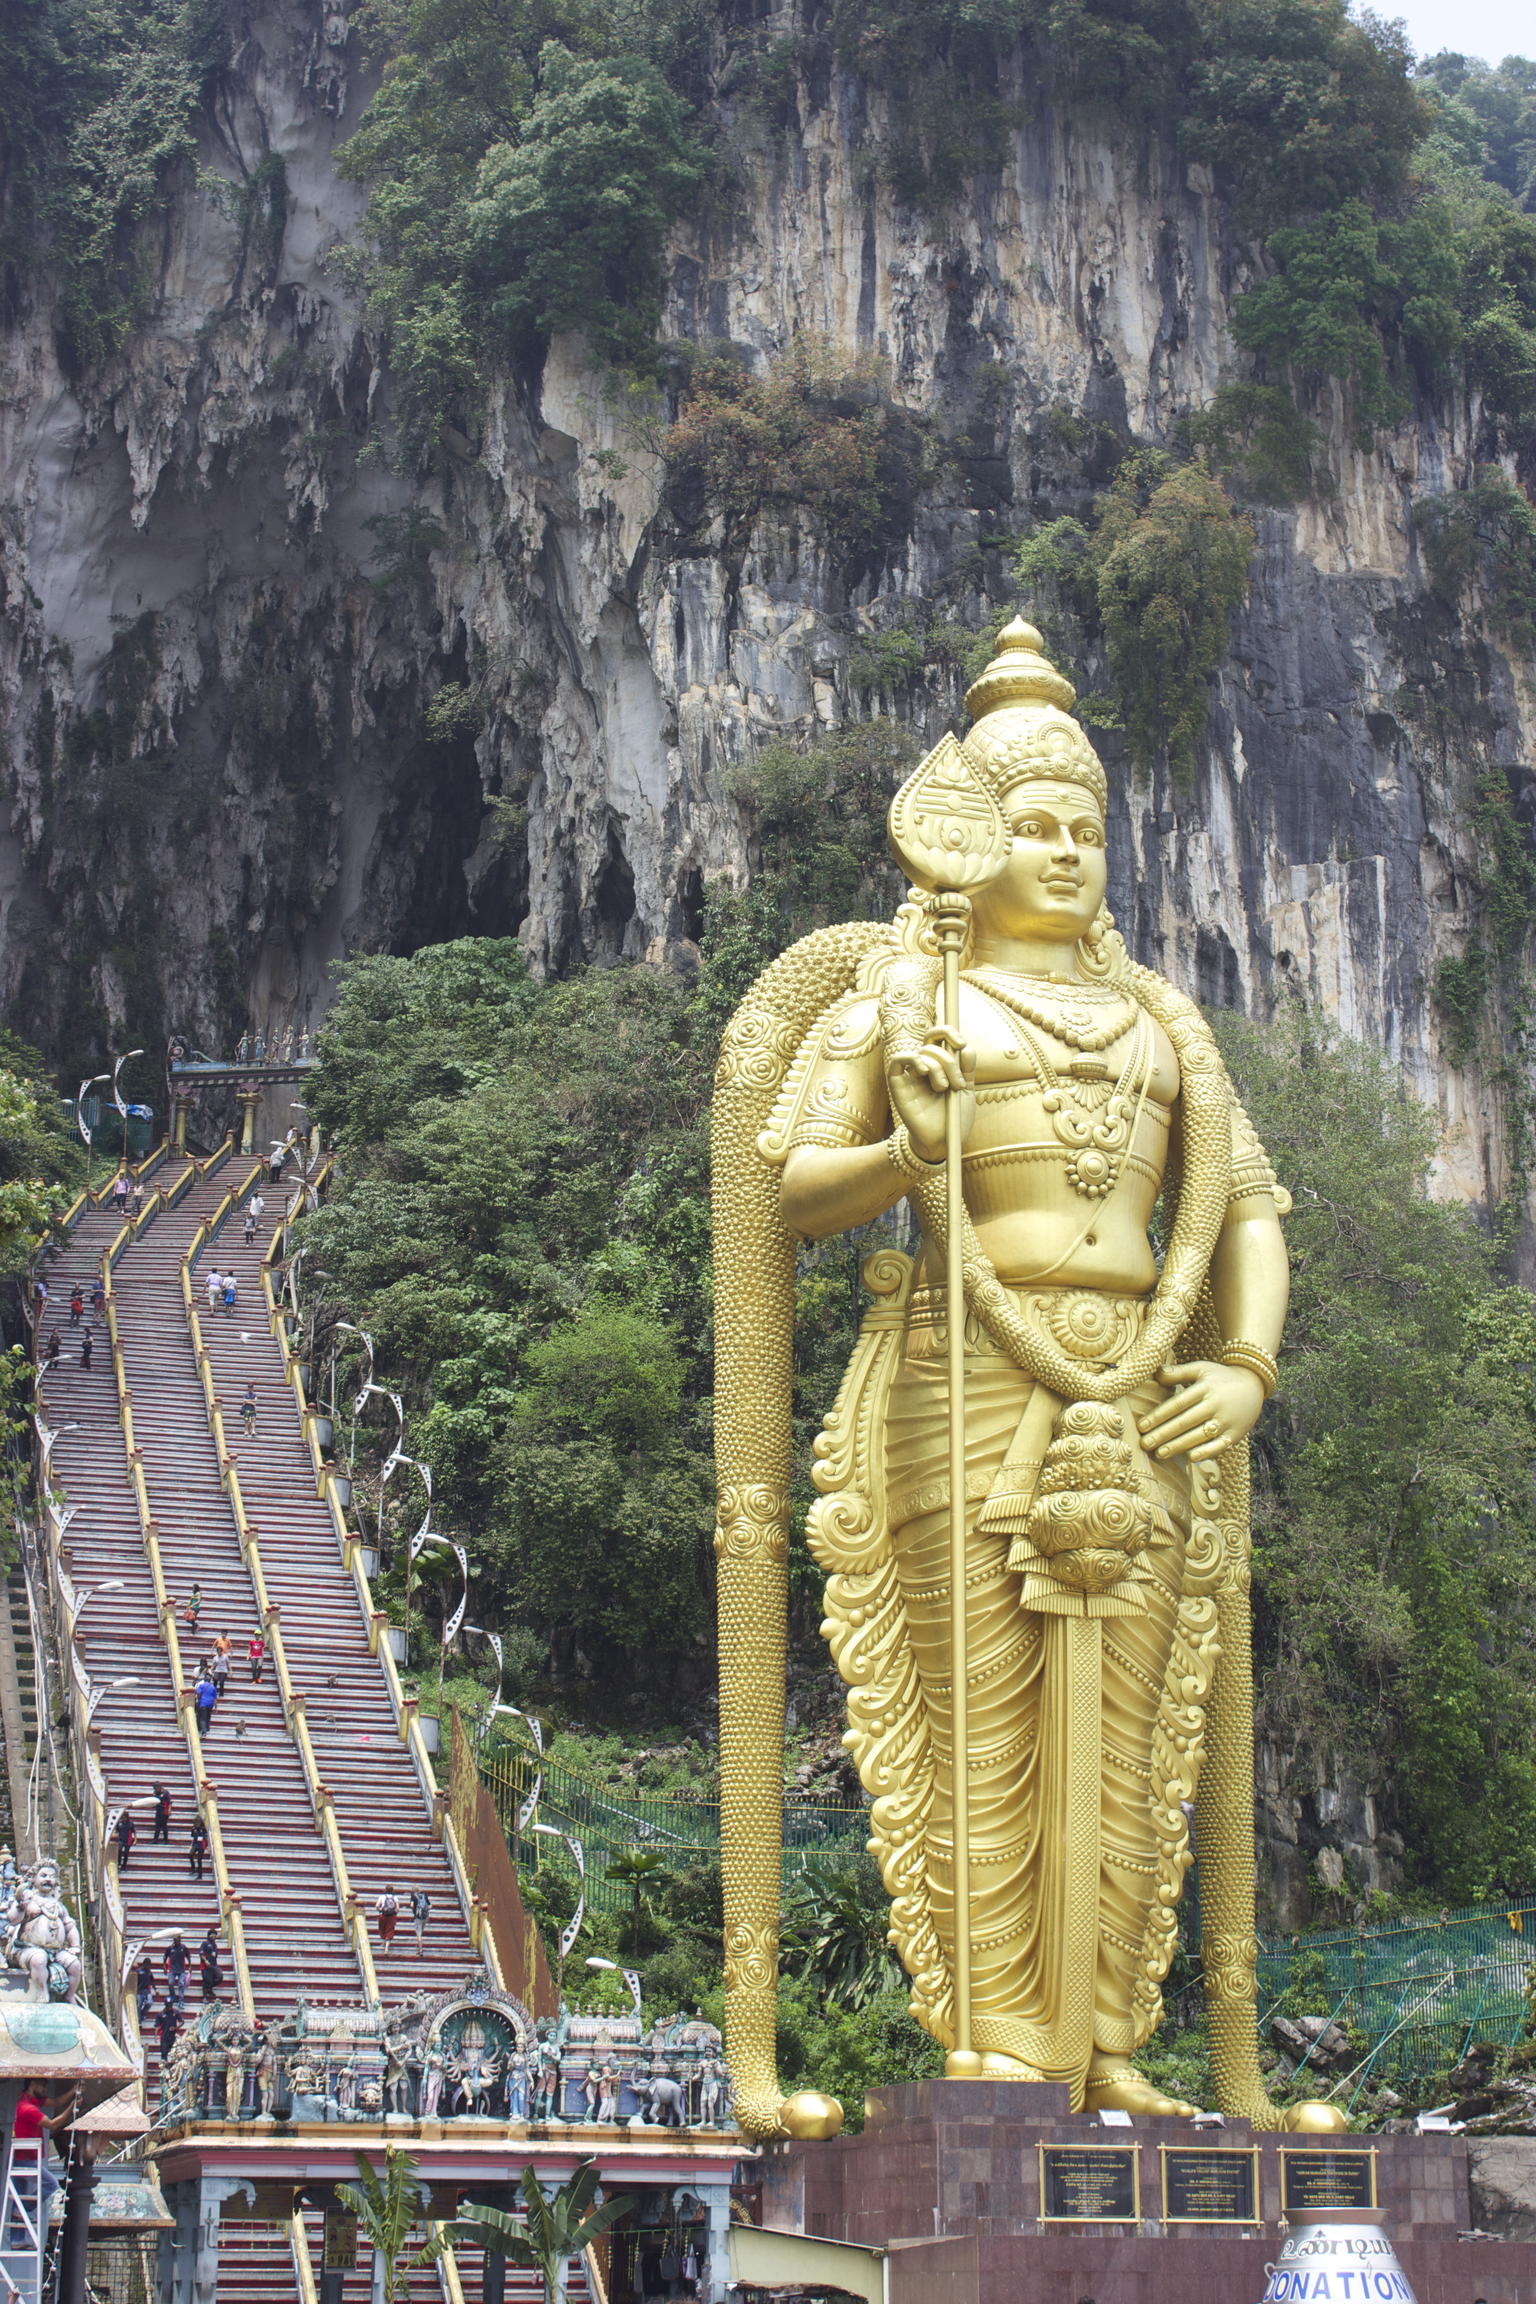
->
[970,974,1152,1201]
[965,968,1139,1054]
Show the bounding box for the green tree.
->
[603,1848,668,1954]
[1215,1004,1536,1901]
[461,2159,631,2302]
[1091,452,1253,776]
[782,1859,906,2009]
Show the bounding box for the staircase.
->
[196,1194,471,2000]
[40,1145,482,2125]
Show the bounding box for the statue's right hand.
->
[888,1027,976,1163]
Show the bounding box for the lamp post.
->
[68,1579,125,1629]
[110,1048,144,1166]
[585,1955,642,2021]
[76,1071,111,1191]
[85,1676,140,1729]
[533,1823,585,2004]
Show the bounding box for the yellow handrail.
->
[432,2228,467,2304]
[101,1217,256,2022]
[289,2206,321,2304]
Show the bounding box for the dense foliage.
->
[1218,1005,1536,1902]
[1011,448,1254,778]
[662,339,943,571]
[335,0,705,436]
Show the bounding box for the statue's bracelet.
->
[1219,1340,1279,1399]
[888,1124,943,1179]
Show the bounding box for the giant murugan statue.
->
[712,618,1345,2141]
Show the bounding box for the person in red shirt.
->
[247,1632,266,1684]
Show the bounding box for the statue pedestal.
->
[757,2080,1536,2302]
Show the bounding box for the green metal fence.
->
[481,1734,1536,2100]
[1256,1899,1536,2108]
[479,1735,870,1913]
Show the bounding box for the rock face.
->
[2,1,1530,1219]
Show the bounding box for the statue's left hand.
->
[1138,1361,1266,1461]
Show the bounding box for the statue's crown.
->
[961,615,1107,814]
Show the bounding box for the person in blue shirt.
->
[194,1674,218,1737]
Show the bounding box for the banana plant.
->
[458,2157,632,2303]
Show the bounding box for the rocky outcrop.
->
[1255,1737,1407,1928]
[0,0,1529,1252]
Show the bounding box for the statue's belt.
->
[895,1284,1176,1620]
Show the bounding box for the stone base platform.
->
[757,2080,1536,2303]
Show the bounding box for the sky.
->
[1380,0,1531,66]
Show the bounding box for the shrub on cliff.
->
[338,0,705,439]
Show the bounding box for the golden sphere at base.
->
[945,2049,985,2079]
[1282,2101,1350,2134]
[780,2090,845,2140]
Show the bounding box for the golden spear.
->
[888,736,1010,2075]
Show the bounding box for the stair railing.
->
[99,1227,257,2023]
[432,2227,468,2304]
[257,1205,505,1985]
[182,1192,382,2005]
[289,2204,321,2304]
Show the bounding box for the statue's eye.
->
[1078,824,1104,845]
[1016,819,1043,837]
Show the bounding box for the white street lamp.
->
[85,1676,140,1727]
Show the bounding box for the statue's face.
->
[971,779,1107,943]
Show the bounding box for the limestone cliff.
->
[0,0,1528,1254]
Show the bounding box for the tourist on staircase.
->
[205,1267,222,1313]
[152,1784,172,1844]
[193,1671,218,1738]
[223,1272,237,1317]
[69,1288,82,1328]
[198,1930,221,2004]
[90,1280,104,1318]
[240,1383,257,1436]
[79,1328,92,1371]
[246,1628,265,1682]
[134,1956,155,2029]
[164,1934,189,2007]
[188,1817,209,1880]
[184,1582,202,1632]
[157,2001,180,2065]
[43,1331,59,1369]
[113,1810,135,1871]
[411,1886,431,1957]
[375,1885,400,1959]
[112,1168,129,1218]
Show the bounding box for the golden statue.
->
[712,617,1347,2141]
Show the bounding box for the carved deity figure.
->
[712,619,1349,2142]
[505,2049,528,2120]
[253,2031,277,2119]
[422,2047,447,2120]
[7,1861,83,2003]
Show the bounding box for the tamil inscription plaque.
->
[1039,2143,1140,2222]
[1161,2145,1259,2223]
[1280,2149,1377,2213]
